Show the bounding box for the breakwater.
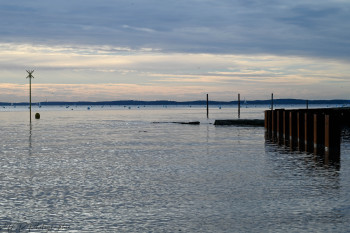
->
[264,108,350,162]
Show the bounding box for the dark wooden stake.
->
[206,94,209,119]
[238,93,241,119]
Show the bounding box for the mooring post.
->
[238,93,241,119]
[264,110,269,138]
[283,110,290,145]
[272,110,277,140]
[289,111,297,149]
[276,109,284,144]
[297,111,305,151]
[314,112,325,155]
[206,94,209,119]
[325,114,341,161]
[271,93,274,111]
[265,110,272,138]
[304,112,314,153]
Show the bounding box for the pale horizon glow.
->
[1,0,350,102]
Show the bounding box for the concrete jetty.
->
[152,121,200,125]
[214,119,264,126]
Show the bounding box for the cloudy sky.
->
[0,0,350,102]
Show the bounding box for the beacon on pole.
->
[26,70,34,123]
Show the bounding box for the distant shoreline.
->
[1,99,349,106]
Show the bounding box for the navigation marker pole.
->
[26,70,34,123]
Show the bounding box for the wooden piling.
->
[238,93,241,119]
[271,93,274,111]
[297,111,305,151]
[266,110,272,138]
[314,113,325,155]
[264,107,347,159]
[264,110,269,130]
[206,94,209,119]
[289,111,297,148]
[325,114,341,161]
[283,110,290,145]
[304,112,314,153]
[276,109,284,143]
[272,110,277,140]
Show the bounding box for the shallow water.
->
[0,105,349,232]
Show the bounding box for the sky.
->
[0,0,350,102]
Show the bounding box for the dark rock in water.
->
[178,121,200,125]
[35,113,40,119]
[153,121,200,125]
[214,119,264,126]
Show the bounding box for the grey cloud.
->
[0,0,349,59]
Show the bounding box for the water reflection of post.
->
[206,124,209,156]
[29,123,32,156]
[264,140,340,171]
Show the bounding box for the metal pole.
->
[238,93,240,119]
[206,94,209,119]
[29,76,32,123]
[26,70,34,123]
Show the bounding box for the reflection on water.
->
[29,123,32,156]
[265,140,340,176]
[342,127,350,143]
[265,136,341,170]
[0,107,350,232]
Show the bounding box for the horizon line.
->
[1,98,350,105]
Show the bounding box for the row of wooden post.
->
[206,93,241,119]
[265,109,343,161]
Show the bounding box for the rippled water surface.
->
[1,105,350,232]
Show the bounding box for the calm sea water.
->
[1,105,350,232]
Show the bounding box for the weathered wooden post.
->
[271,93,274,111]
[265,110,269,138]
[314,112,325,155]
[238,93,241,119]
[272,110,277,140]
[206,94,209,119]
[276,109,284,144]
[264,110,269,130]
[265,110,272,138]
[283,110,290,145]
[304,112,314,153]
[297,111,305,151]
[325,114,341,162]
[306,100,309,109]
[289,111,297,149]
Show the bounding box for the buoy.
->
[35,113,40,119]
